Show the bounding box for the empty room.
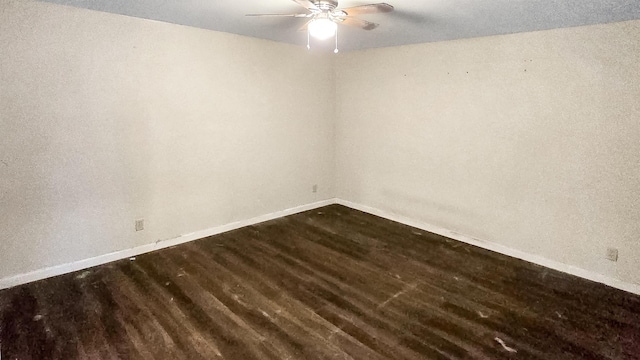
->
[1,0,639,358]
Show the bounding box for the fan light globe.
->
[308,18,337,40]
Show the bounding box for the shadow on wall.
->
[378,187,491,239]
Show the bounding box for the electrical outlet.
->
[312,184,318,193]
[135,219,144,232]
[606,247,618,262]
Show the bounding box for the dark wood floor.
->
[1,205,639,359]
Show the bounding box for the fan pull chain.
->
[334,27,339,54]
[307,28,311,50]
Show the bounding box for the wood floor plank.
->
[1,204,639,359]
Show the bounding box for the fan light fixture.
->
[308,18,337,40]
[246,1,395,53]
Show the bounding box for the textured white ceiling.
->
[37,0,640,51]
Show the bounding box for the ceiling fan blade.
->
[298,19,313,32]
[340,17,379,30]
[291,0,319,10]
[245,13,312,18]
[339,3,394,16]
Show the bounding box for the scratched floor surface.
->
[1,204,639,359]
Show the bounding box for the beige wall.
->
[0,0,335,278]
[336,21,640,286]
[2,0,639,289]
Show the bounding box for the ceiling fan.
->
[247,0,394,52]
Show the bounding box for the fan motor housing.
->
[314,0,339,11]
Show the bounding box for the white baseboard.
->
[4,198,639,296]
[0,199,337,290]
[335,199,640,296]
